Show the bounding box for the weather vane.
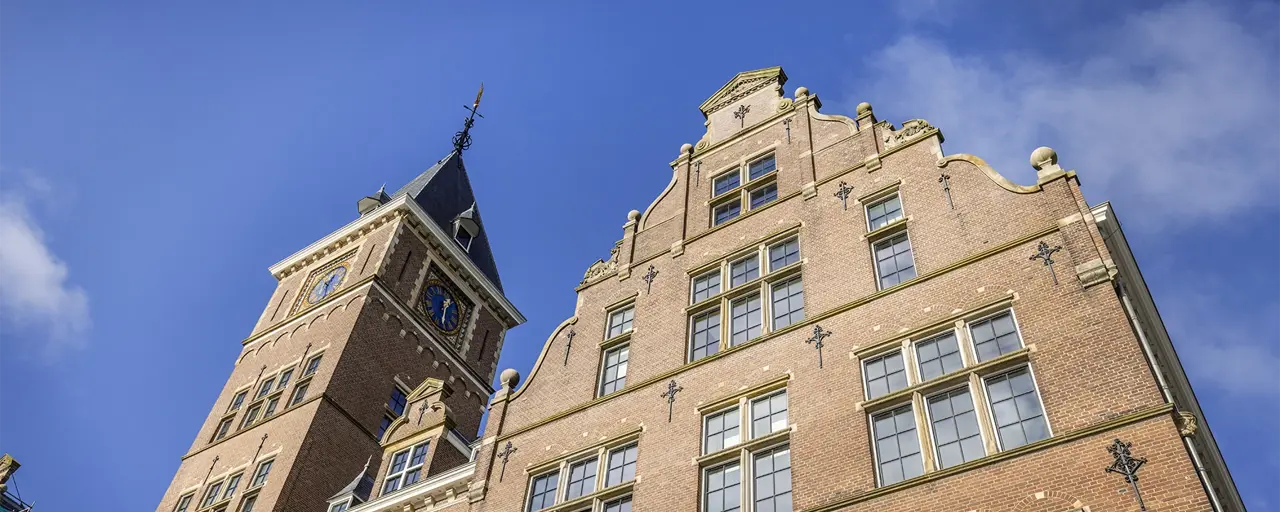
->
[453,83,485,154]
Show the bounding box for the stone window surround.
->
[698,379,791,459]
[522,430,641,512]
[231,352,323,436]
[197,469,245,511]
[707,147,782,228]
[869,229,917,291]
[382,441,430,496]
[596,343,630,397]
[684,231,804,363]
[696,394,792,512]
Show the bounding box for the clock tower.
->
[155,143,525,512]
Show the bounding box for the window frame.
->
[768,276,805,331]
[982,364,1052,451]
[697,383,792,512]
[522,433,639,512]
[690,269,722,305]
[250,458,273,489]
[871,230,917,290]
[689,308,722,362]
[227,389,249,413]
[965,309,1026,364]
[862,347,910,401]
[302,353,324,377]
[382,441,430,496]
[913,329,966,383]
[597,344,630,397]
[864,192,905,232]
[605,304,635,340]
[869,403,924,487]
[174,493,194,512]
[707,152,780,228]
[922,384,988,470]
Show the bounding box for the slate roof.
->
[390,151,504,291]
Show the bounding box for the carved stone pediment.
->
[581,240,623,285]
[699,67,788,117]
[883,119,939,148]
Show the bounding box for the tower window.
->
[455,228,475,252]
[303,355,323,377]
[389,387,408,416]
[606,306,634,339]
[250,459,273,488]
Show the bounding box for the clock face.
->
[307,265,348,305]
[422,281,463,333]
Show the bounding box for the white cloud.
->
[1161,293,1280,397]
[0,171,90,356]
[859,1,1280,226]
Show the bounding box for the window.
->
[927,387,985,469]
[238,494,257,512]
[863,351,908,399]
[276,369,293,390]
[729,295,762,346]
[767,239,799,271]
[866,194,904,231]
[915,332,964,381]
[985,367,1048,450]
[228,390,248,413]
[289,381,310,406]
[174,493,194,512]
[873,232,916,289]
[703,462,741,512]
[607,306,634,339]
[251,459,273,488]
[376,415,394,440]
[690,310,721,361]
[748,183,777,209]
[692,270,721,303]
[262,396,280,418]
[605,443,637,486]
[872,405,923,486]
[565,457,599,500]
[213,417,233,441]
[729,256,759,287]
[455,230,475,252]
[713,201,741,226]
[752,446,792,512]
[769,277,804,329]
[703,407,740,454]
[750,391,788,438]
[599,345,629,396]
[240,404,262,429]
[389,387,408,416]
[303,355,323,377]
[527,470,560,511]
[328,501,350,512]
[256,377,276,399]
[713,172,741,197]
[383,442,429,495]
[602,496,633,512]
[748,155,776,180]
[202,481,224,508]
[969,311,1022,363]
[222,474,242,500]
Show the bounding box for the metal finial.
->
[452,83,485,154]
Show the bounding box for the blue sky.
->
[1,1,1276,510]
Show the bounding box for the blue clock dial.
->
[422,282,462,333]
[307,266,348,304]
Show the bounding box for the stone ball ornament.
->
[1030,146,1058,170]
[500,368,521,390]
[680,143,693,154]
[794,86,809,98]
[856,101,873,114]
[628,210,641,221]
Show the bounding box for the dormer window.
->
[454,227,475,252]
[453,202,480,252]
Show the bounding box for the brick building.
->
[157,67,1243,512]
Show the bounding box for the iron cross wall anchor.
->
[562,329,577,366]
[734,104,751,128]
[783,118,792,144]
[641,265,659,294]
[496,441,518,482]
[1030,241,1063,285]
[938,173,954,209]
[659,379,683,422]
[1105,438,1149,511]
[805,325,832,368]
[694,161,702,185]
[833,181,854,211]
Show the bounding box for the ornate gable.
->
[698,66,788,116]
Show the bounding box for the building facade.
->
[157,67,1243,512]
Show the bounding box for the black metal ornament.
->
[734,104,751,127]
[562,329,577,366]
[496,441,518,482]
[1106,438,1148,511]
[642,265,659,294]
[659,379,683,422]
[938,173,954,209]
[833,182,854,211]
[805,325,832,368]
[783,118,792,144]
[453,84,485,155]
[694,160,702,185]
[1030,241,1063,285]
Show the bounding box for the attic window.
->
[453,203,480,253]
[454,225,475,252]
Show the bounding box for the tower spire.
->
[452,83,484,155]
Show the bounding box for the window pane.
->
[389,388,408,416]
[714,200,742,225]
[565,457,598,499]
[753,446,792,512]
[175,494,193,512]
[304,355,322,376]
[867,194,904,231]
[257,378,275,399]
[607,307,634,338]
[730,295,762,346]
[703,462,741,512]
[239,495,256,512]
[927,388,985,468]
[872,405,922,486]
[690,309,721,361]
[729,256,759,287]
[290,381,309,406]
[277,370,293,390]
[970,312,1023,362]
[602,496,632,512]
[377,415,393,439]
[749,183,778,209]
[770,278,804,329]
[606,443,638,486]
[985,368,1048,450]
[714,172,741,196]
[915,332,965,381]
[863,351,908,399]
[599,345,629,395]
[768,239,800,271]
[748,155,776,180]
[703,407,740,454]
[692,271,721,303]
[527,471,559,511]
[229,391,247,412]
[874,233,916,289]
[252,460,272,487]
[751,391,788,438]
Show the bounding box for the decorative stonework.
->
[883,119,937,148]
[581,240,623,285]
[1074,258,1116,288]
[699,67,787,116]
[1177,411,1198,437]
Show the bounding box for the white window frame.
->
[864,192,905,232]
[861,346,909,401]
[605,305,635,339]
[921,383,988,470]
[871,230,917,290]
[382,441,429,495]
[980,364,1052,451]
[597,344,630,397]
[965,309,1026,363]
